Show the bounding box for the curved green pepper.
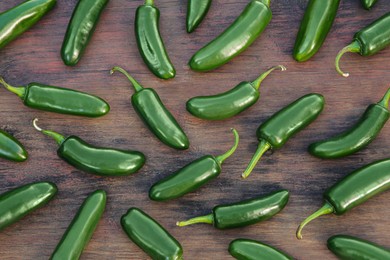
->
[177,190,289,229]
[328,235,390,260]
[61,0,109,66]
[149,128,239,201]
[121,207,183,260]
[136,0,175,79]
[0,0,56,49]
[0,181,57,231]
[110,66,189,150]
[186,65,286,120]
[296,158,390,239]
[243,93,324,179]
[51,190,106,260]
[33,119,145,176]
[361,0,378,10]
[336,12,390,77]
[293,0,340,62]
[0,129,28,162]
[309,88,390,159]
[0,77,110,117]
[189,0,272,71]
[229,239,293,260]
[186,0,212,33]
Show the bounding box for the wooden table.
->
[0,0,389,259]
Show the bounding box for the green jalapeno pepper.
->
[328,235,390,260]
[0,77,110,117]
[296,158,390,239]
[293,0,340,62]
[136,0,176,79]
[51,190,106,260]
[32,118,145,176]
[149,128,239,201]
[121,207,183,260]
[186,0,212,33]
[0,181,57,231]
[186,65,286,120]
[242,93,324,179]
[110,66,189,150]
[61,0,109,66]
[177,190,289,229]
[309,87,390,159]
[229,239,293,260]
[0,0,56,49]
[189,0,272,72]
[361,0,378,10]
[0,129,28,162]
[336,12,390,77]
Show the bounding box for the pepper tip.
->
[32,118,42,132]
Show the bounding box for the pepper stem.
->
[215,128,240,165]
[252,65,286,91]
[378,88,390,109]
[33,118,65,146]
[335,41,361,78]
[110,66,144,92]
[242,139,271,179]
[176,214,213,227]
[260,0,271,7]
[145,0,154,6]
[296,202,334,240]
[0,77,26,99]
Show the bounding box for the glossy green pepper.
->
[149,129,239,201]
[189,0,272,71]
[336,12,390,77]
[186,0,212,33]
[229,239,293,260]
[0,77,110,117]
[135,0,175,79]
[328,235,390,260]
[121,207,183,260]
[296,158,390,239]
[293,0,340,62]
[177,190,289,229]
[0,181,57,231]
[0,129,28,162]
[61,0,109,66]
[33,119,145,176]
[186,65,286,120]
[111,66,189,150]
[51,190,106,260]
[309,87,390,159]
[361,0,378,10]
[0,0,56,49]
[243,93,324,179]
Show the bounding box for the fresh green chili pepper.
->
[309,88,390,159]
[0,77,110,117]
[149,128,239,201]
[61,0,109,66]
[296,158,390,239]
[32,118,145,176]
[121,207,183,260]
[0,181,57,231]
[328,235,390,260]
[361,0,378,10]
[293,0,340,62]
[335,12,390,77]
[0,0,56,49]
[189,0,272,71]
[186,65,286,120]
[186,0,212,33]
[229,238,293,260]
[177,190,289,229]
[110,66,189,150]
[51,190,106,260]
[0,129,28,162]
[242,93,324,179]
[135,0,176,79]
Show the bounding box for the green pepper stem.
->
[252,65,286,90]
[176,214,213,227]
[378,88,390,109]
[0,77,26,99]
[335,41,361,78]
[296,202,334,240]
[260,0,271,7]
[145,0,154,6]
[33,118,65,146]
[110,66,144,92]
[242,139,271,179]
[215,128,240,165]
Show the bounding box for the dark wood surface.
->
[0,0,389,259]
